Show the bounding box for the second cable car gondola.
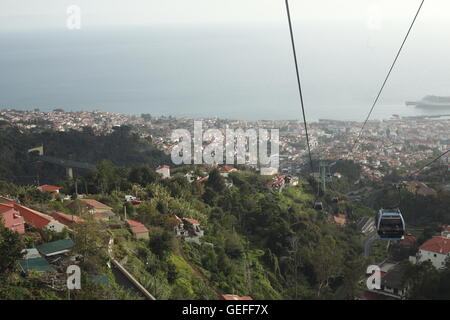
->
[376,208,405,241]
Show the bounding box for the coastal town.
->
[0,107,449,301]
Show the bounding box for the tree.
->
[341,257,365,299]
[206,168,225,193]
[167,261,179,284]
[156,200,169,215]
[0,222,23,275]
[148,228,176,259]
[129,165,159,187]
[405,261,440,299]
[309,235,344,297]
[202,187,218,206]
[72,222,109,274]
[224,233,244,259]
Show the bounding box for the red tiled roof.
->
[93,212,109,220]
[126,219,149,234]
[183,217,200,225]
[130,225,149,234]
[79,199,112,210]
[126,219,142,226]
[38,185,62,192]
[219,165,236,172]
[49,211,85,226]
[419,236,450,255]
[172,215,183,224]
[13,203,61,230]
[329,214,348,226]
[0,202,14,214]
[157,165,170,170]
[0,207,25,235]
[221,294,253,300]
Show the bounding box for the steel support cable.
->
[285,0,314,173]
[350,0,425,154]
[408,148,450,178]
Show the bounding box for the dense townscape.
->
[1,109,449,179]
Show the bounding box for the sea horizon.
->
[1,23,449,122]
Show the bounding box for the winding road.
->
[363,231,379,258]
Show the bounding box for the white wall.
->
[157,168,170,179]
[418,249,448,269]
[46,221,66,233]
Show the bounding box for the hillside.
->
[0,167,370,300]
[0,126,170,185]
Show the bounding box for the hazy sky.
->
[0,0,449,30]
[1,0,449,119]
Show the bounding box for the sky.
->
[1,0,449,120]
[0,0,449,30]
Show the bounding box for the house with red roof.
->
[0,202,25,235]
[329,214,348,226]
[126,219,149,240]
[66,199,115,220]
[37,185,62,194]
[416,236,450,269]
[219,165,237,177]
[173,215,189,237]
[49,211,85,228]
[0,196,66,233]
[260,167,278,176]
[156,165,170,179]
[266,175,286,192]
[14,204,66,233]
[0,196,65,233]
[172,215,204,244]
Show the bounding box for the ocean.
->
[0,22,449,121]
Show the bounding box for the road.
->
[363,231,379,258]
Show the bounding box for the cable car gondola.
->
[376,208,405,241]
[314,202,323,211]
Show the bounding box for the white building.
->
[46,220,66,233]
[156,165,170,179]
[219,165,237,177]
[173,215,204,244]
[260,167,278,176]
[379,263,409,299]
[416,236,450,270]
[125,195,137,202]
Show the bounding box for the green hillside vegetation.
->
[0,126,169,185]
[1,163,373,299]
